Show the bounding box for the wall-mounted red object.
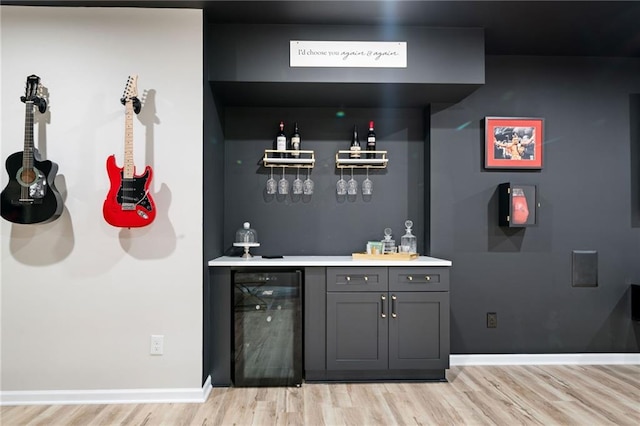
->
[498,183,537,227]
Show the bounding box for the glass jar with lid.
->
[236,222,258,243]
[234,222,260,258]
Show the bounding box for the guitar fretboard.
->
[21,101,36,200]
[123,99,135,179]
[23,101,35,171]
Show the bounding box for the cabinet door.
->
[326,292,388,370]
[388,292,449,370]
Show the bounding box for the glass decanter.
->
[400,220,417,254]
[381,227,396,254]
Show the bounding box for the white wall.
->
[0,6,203,391]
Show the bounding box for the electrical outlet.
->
[487,312,498,328]
[150,335,164,355]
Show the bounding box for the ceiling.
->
[4,1,640,58]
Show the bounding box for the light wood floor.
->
[2,364,640,425]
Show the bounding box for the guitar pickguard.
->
[117,176,153,211]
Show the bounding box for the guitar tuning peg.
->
[37,97,47,114]
[132,97,141,114]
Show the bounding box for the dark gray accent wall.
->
[206,22,640,356]
[431,56,640,354]
[208,24,484,84]
[222,107,425,256]
[631,94,640,228]
[207,24,484,107]
[203,20,226,385]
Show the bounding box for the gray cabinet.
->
[388,291,449,370]
[212,262,451,385]
[327,291,388,370]
[325,266,449,381]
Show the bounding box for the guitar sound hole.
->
[20,169,36,184]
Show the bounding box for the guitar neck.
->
[23,101,35,170]
[123,99,135,179]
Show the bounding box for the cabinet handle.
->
[381,295,386,318]
[346,276,351,281]
[391,294,397,318]
[364,276,368,281]
[408,276,413,281]
[425,276,431,281]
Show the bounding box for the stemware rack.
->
[262,149,388,169]
[263,149,315,168]
[335,150,388,169]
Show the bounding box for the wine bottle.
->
[350,124,361,159]
[366,120,376,159]
[290,122,301,158]
[275,121,287,158]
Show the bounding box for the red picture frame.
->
[485,117,544,169]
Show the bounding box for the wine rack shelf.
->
[335,150,388,169]
[263,149,315,168]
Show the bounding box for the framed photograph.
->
[485,117,544,169]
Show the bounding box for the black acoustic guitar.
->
[1,75,63,224]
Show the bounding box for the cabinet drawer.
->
[327,267,388,292]
[389,267,449,292]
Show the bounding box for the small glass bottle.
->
[366,120,376,159]
[290,122,301,158]
[400,220,417,254]
[275,121,287,158]
[350,124,361,159]
[381,227,396,254]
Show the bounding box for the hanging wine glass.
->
[303,167,314,195]
[293,168,303,194]
[278,166,289,195]
[266,167,276,194]
[362,167,373,195]
[347,167,358,195]
[336,168,347,195]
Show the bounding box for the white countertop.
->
[208,255,452,267]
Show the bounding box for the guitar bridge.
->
[13,198,43,205]
[121,203,136,211]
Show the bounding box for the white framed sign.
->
[290,40,407,68]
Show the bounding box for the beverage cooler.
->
[232,269,302,387]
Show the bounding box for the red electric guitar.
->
[103,75,156,228]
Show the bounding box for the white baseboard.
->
[3,355,640,406]
[0,375,213,407]
[450,353,640,366]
